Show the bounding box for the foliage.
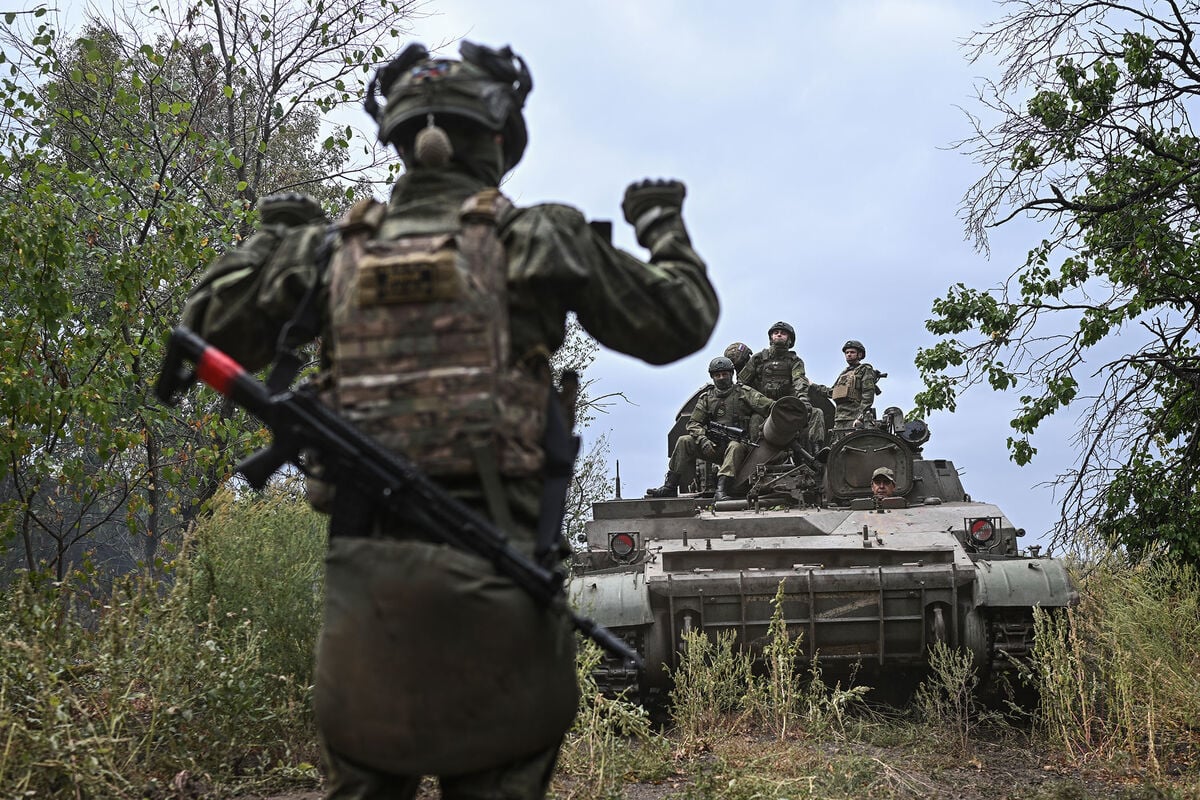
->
[1030,560,1200,773]
[669,628,755,743]
[913,641,995,755]
[552,314,620,546]
[916,0,1200,561]
[182,479,326,681]
[0,486,323,798]
[0,1,414,577]
[743,581,804,738]
[557,640,671,799]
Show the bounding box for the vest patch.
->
[326,190,548,478]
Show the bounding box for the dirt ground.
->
[246,736,1173,800]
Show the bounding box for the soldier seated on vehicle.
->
[738,321,816,465]
[646,356,774,501]
[723,341,752,373]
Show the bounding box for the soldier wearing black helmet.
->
[737,321,816,455]
[826,339,879,429]
[738,322,812,404]
[646,356,774,501]
[181,39,718,800]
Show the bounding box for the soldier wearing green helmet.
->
[646,356,774,502]
[824,339,880,430]
[181,39,718,800]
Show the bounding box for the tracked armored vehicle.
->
[569,389,1077,699]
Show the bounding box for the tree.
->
[915,0,1200,563]
[0,0,414,578]
[551,315,624,547]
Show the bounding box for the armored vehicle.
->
[569,388,1077,699]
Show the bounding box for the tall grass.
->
[672,582,869,745]
[1031,559,1200,772]
[0,483,325,798]
[556,641,670,799]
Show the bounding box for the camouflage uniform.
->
[668,383,773,480]
[739,323,816,451]
[830,362,878,428]
[182,41,717,800]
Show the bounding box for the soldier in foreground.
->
[180,40,718,800]
[826,339,879,430]
[645,357,773,501]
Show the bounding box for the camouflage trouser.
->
[668,434,751,478]
[833,403,864,430]
[321,736,562,800]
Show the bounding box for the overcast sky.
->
[398,0,1079,546]
[27,0,1078,545]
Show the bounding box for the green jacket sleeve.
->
[503,203,718,365]
[685,394,712,442]
[744,386,775,419]
[790,356,811,404]
[737,356,758,389]
[181,222,328,371]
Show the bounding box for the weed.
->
[1030,560,1200,773]
[669,628,755,743]
[556,640,670,799]
[914,640,999,754]
[0,485,323,798]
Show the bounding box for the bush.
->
[0,484,325,798]
[1031,559,1200,772]
[556,640,670,799]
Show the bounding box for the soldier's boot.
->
[645,471,680,498]
[713,475,732,502]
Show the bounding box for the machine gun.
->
[155,326,642,669]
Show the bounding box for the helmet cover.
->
[365,40,532,172]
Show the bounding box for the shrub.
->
[1031,559,1200,772]
[0,484,324,797]
[556,640,670,799]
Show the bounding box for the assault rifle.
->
[704,421,752,446]
[155,326,642,669]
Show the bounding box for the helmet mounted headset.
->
[364,40,533,173]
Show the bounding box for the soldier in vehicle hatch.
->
[646,357,774,502]
[823,339,879,430]
[871,466,897,499]
[181,40,718,800]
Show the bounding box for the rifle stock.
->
[155,326,642,668]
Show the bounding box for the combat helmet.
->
[723,342,752,371]
[708,356,735,374]
[364,41,532,172]
[768,321,796,348]
[842,339,866,357]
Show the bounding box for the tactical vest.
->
[832,364,868,402]
[751,349,799,400]
[705,387,749,430]
[325,189,548,478]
